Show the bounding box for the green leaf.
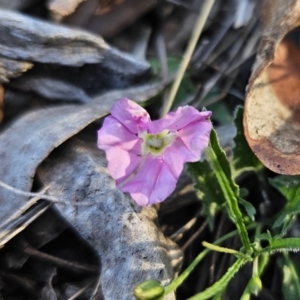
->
[239,198,256,221]
[188,160,225,230]
[262,237,300,254]
[280,253,300,300]
[208,101,232,125]
[232,107,262,177]
[269,175,300,229]
[149,56,182,76]
[256,231,272,242]
[207,129,252,253]
[209,128,240,198]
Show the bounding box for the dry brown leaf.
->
[48,0,86,16]
[62,0,99,26]
[244,0,300,174]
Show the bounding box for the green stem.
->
[187,257,246,300]
[164,224,256,295]
[206,144,252,253]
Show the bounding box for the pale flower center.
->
[140,130,175,156]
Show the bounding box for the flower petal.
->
[161,138,194,179]
[120,155,177,206]
[148,106,211,134]
[97,116,142,182]
[177,119,212,159]
[161,119,211,178]
[111,98,151,134]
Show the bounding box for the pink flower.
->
[97,98,212,206]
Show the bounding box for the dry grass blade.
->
[67,280,97,300]
[160,0,215,116]
[0,202,52,248]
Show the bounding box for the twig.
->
[0,179,98,207]
[24,245,99,274]
[160,0,215,117]
[0,179,60,203]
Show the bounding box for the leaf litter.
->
[2,0,300,300]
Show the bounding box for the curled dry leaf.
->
[244,0,300,174]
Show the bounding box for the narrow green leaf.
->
[209,128,239,197]
[262,238,300,254]
[207,129,252,253]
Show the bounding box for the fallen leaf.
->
[62,0,100,26]
[0,9,151,102]
[9,77,91,104]
[48,0,86,16]
[0,9,107,66]
[244,0,300,175]
[38,137,181,300]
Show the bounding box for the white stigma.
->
[147,137,163,149]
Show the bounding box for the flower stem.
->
[160,0,215,117]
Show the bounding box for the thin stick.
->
[160,0,215,117]
[24,245,99,274]
[0,179,60,202]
